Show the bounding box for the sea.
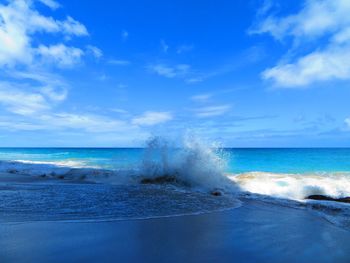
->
[0,137,350,227]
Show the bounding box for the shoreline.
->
[1,199,350,263]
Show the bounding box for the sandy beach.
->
[1,198,349,263]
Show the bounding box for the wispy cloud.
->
[194,105,231,118]
[0,82,49,116]
[191,93,212,103]
[160,39,169,53]
[177,44,194,54]
[148,64,190,78]
[37,44,84,67]
[121,30,129,41]
[86,45,103,59]
[39,113,130,133]
[108,59,131,66]
[252,0,350,87]
[132,111,173,126]
[38,0,61,9]
[345,118,350,128]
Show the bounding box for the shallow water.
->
[0,144,350,228]
[0,182,240,223]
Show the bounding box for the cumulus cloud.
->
[262,45,350,86]
[132,111,173,126]
[252,0,350,87]
[0,0,88,68]
[0,1,131,136]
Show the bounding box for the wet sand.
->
[0,199,349,263]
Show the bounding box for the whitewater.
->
[0,137,350,228]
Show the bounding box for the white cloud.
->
[0,82,49,116]
[86,45,103,59]
[194,105,231,118]
[59,16,88,37]
[251,0,350,41]
[132,111,173,126]
[253,0,350,87]
[9,70,68,102]
[0,1,138,138]
[37,44,84,67]
[41,85,67,101]
[149,64,190,78]
[38,0,61,10]
[262,45,350,86]
[0,0,88,68]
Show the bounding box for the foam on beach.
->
[1,137,350,227]
[231,171,350,200]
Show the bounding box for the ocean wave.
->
[232,172,350,229]
[0,136,238,192]
[1,137,350,227]
[231,171,350,200]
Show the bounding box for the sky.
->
[1,0,350,147]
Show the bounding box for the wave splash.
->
[0,136,241,222]
[139,136,237,192]
[0,136,238,192]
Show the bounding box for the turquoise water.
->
[1,148,350,174]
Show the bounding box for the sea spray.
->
[0,136,238,192]
[139,136,238,192]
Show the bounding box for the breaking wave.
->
[1,136,350,227]
[231,172,350,200]
[0,136,242,222]
[0,136,238,192]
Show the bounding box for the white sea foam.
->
[231,172,350,200]
[0,136,238,192]
[1,140,350,227]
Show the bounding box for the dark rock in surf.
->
[7,169,19,174]
[139,175,191,187]
[140,175,177,184]
[306,195,350,204]
[211,190,223,196]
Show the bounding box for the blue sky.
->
[1,0,350,147]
